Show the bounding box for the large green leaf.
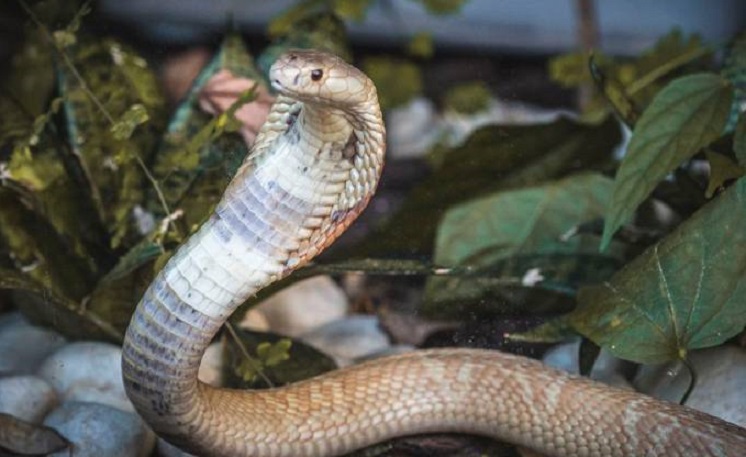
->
[423,173,624,315]
[150,33,261,231]
[0,188,95,301]
[601,73,733,249]
[356,115,622,256]
[572,178,746,364]
[0,268,123,342]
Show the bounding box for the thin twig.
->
[679,356,698,405]
[224,321,274,388]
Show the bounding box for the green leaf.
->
[423,173,624,314]
[442,81,491,114]
[150,33,260,232]
[256,339,292,367]
[571,178,746,364]
[98,238,163,285]
[704,150,745,198]
[0,267,123,342]
[2,30,54,118]
[0,188,96,301]
[407,32,434,59]
[362,57,422,110]
[110,103,149,140]
[355,115,622,256]
[434,173,614,266]
[736,115,746,166]
[225,329,336,389]
[601,73,734,249]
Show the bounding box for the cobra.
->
[121,50,746,457]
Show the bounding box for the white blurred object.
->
[300,315,391,366]
[0,375,58,423]
[242,276,349,338]
[37,342,134,413]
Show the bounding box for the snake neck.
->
[121,93,385,449]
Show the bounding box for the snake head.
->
[269,49,373,107]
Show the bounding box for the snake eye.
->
[311,69,324,81]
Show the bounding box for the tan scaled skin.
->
[121,50,746,457]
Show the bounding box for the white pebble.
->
[0,312,66,375]
[0,375,58,423]
[37,342,133,412]
[44,401,154,457]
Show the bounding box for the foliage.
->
[0,6,261,340]
[572,178,746,364]
[225,329,336,388]
[549,29,713,123]
[600,73,733,249]
[0,0,744,405]
[355,115,621,256]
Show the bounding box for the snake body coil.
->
[122,50,746,457]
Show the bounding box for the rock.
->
[244,276,348,338]
[0,375,58,423]
[387,97,442,159]
[44,401,154,457]
[301,315,390,366]
[634,345,746,427]
[37,342,133,412]
[198,342,223,387]
[542,340,633,390]
[0,312,66,376]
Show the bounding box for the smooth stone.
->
[0,312,67,375]
[0,375,58,423]
[44,401,154,457]
[37,342,133,412]
[387,97,442,159]
[198,342,223,387]
[301,315,390,366]
[245,276,349,338]
[634,345,746,427]
[542,340,633,389]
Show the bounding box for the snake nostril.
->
[289,54,297,61]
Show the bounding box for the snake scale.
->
[121,50,746,457]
